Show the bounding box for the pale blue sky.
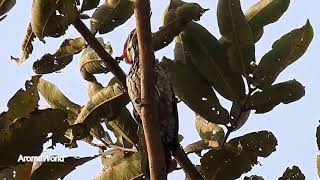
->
[0,0,319,179]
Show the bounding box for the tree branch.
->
[174,146,204,180]
[72,18,127,88]
[134,0,167,179]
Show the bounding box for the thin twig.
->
[173,145,204,180]
[72,18,127,88]
[223,87,258,144]
[99,138,138,153]
[134,0,167,179]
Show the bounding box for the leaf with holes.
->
[162,58,230,124]
[195,115,224,144]
[250,80,305,114]
[181,22,246,103]
[33,37,86,74]
[96,152,146,180]
[90,0,134,34]
[253,20,313,88]
[200,131,277,180]
[245,0,290,42]
[278,166,305,180]
[152,0,208,51]
[217,0,255,77]
[80,0,100,12]
[37,78,81,116]
[80,42,113,82]
[12,23,35,64]
[30,156,98,180]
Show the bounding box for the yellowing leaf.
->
[37,78,81,116]
[90,0,134,34]
[195,115,224,143]
[96,152,146,180]
[71,83,129,140]
[80,42,113,82]
[12,23,35,64]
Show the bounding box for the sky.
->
[0,0,319,179]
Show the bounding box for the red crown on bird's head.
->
[123,29,137,64]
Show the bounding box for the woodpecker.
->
[123,29,179,171]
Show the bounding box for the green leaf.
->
[12,23,35,64]
[195,115,224,144]
[37,78,81,116]
[72,83,129,140]
[30,155,98,180]
[278,166,305,180]
[106,108,139,147]
[200,131,277,180]
[80,42,113,82]
[90,0,134,34]
[244,0,290,42]
[96,152,146,180]
[31,0,69,38]
[250,80,305,114]
[217,0,255,77]
[0,0,15,18]
[161,58,230,125]
[253,20,314,88]
[33,37,87,74]
[0,109,68,166]
[244,175,264,180]
[80,0,100,12]
[152,0,208,51]
[180,22,245,102]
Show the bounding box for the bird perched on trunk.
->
[123,29,179,172]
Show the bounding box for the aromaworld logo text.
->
[17,155,65,162]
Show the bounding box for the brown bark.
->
[134,0,167,179]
